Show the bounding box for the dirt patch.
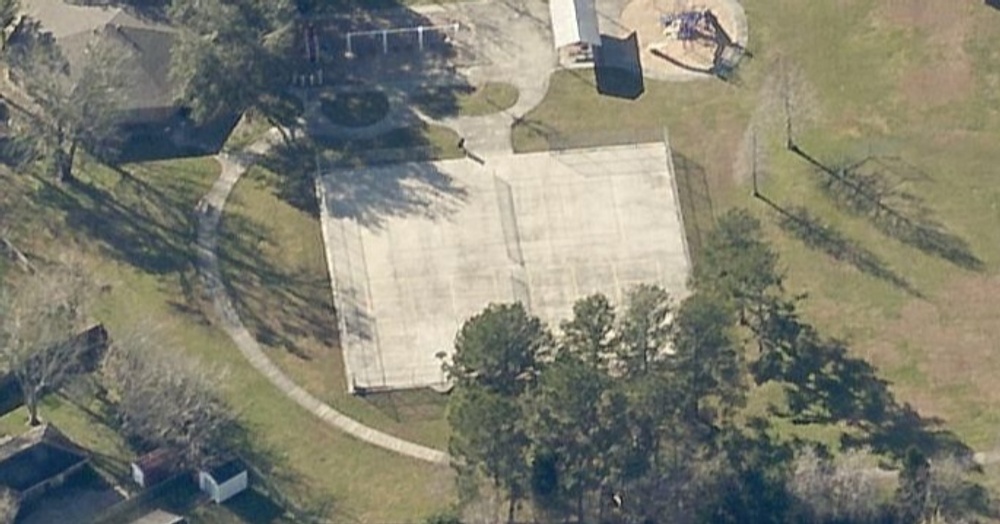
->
[619,0,748,81]
[864,274,1000,425]
[878,1,973,108]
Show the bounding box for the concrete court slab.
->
[318,143,691,392]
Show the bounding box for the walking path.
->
[194,130,448,465]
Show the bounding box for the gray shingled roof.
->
[22,0,178,113]
[0,424,87,493]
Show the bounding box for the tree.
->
[525,355,627,521]
[447,303,550,523]
[448,387,531,524]
[101,326,234,468]
[788,447,888,523]
[756,57,821,150]
[0,0,19,52]
[0,258,92,426]
[897,447,932,524]
[924,454,990,524]
[0,486,18,524]
[5,22,128,181]
[558,293,616,371]
[670,292,745,436]
[691,208,783,335]
[615,284,673,377]
[168,0,299,128]
[448,302,550,396]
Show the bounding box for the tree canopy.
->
[446,209,992,523]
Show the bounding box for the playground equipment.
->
[343,23,460,58]
[650,8,747,79]
[660,10,707,40]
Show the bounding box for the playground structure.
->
[341,23,461,59]
[660,10,713,41]
[620,0,748,81]
[293,17,466,87]
[647,7,745,77]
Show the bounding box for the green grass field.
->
[6,0,1000,520]
[0,155,453,522]
[515,0,1000,450]
[413,82,520,119]
[217,165,450,450]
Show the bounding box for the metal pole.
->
[751,131,759,198]
[346,33,352,56]
[313,29,320,62]
[382,30,388,54]
[418,26,424,51]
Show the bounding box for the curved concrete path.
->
[195,136,449,465]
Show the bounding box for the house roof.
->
[206,460,245,483]
[133,448,177,475]
[21,0,179,112]
[549,0,601,48]
[0,424,87,493]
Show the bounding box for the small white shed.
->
[197,460,248,504]
[549,0,601,50]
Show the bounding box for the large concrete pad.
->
[319,143,690,391]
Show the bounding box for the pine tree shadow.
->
[789,145,983,271]
[755,194,921,297]
[755,308,972,462]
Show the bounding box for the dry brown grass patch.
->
[863,274,1000,428]
[878,1,973,108]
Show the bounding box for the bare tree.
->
[756,57,821,150]
[0,257,92,426]
[5,20,128,181]
[733,123,769,195]
[102,325,234,468]
[0,487,17,524]
[789,447,889,523]
[0,0,19,52]
[924,454,989,524]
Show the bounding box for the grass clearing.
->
[1,154,454,522]
[218,165,450,450]
[514,0,1000,451]
[413,82,520,118]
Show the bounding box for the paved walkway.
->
[194,130,449,465]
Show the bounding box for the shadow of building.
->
[594,32,644,99]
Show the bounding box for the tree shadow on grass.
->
[789,146,983,271]
[361,387,448,424]
[33,169,196,275]
[215,208,339,359]
[226,425,350,524]
[755,194,922,297]
[261,135,469,230]
[30,162,220,326]
[755,302,972,463]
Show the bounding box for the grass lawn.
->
[513,0,1000,451]
[217,165,450,450]
[1,154,454,522]
[413,82,520,119]
[312,122,464,168]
